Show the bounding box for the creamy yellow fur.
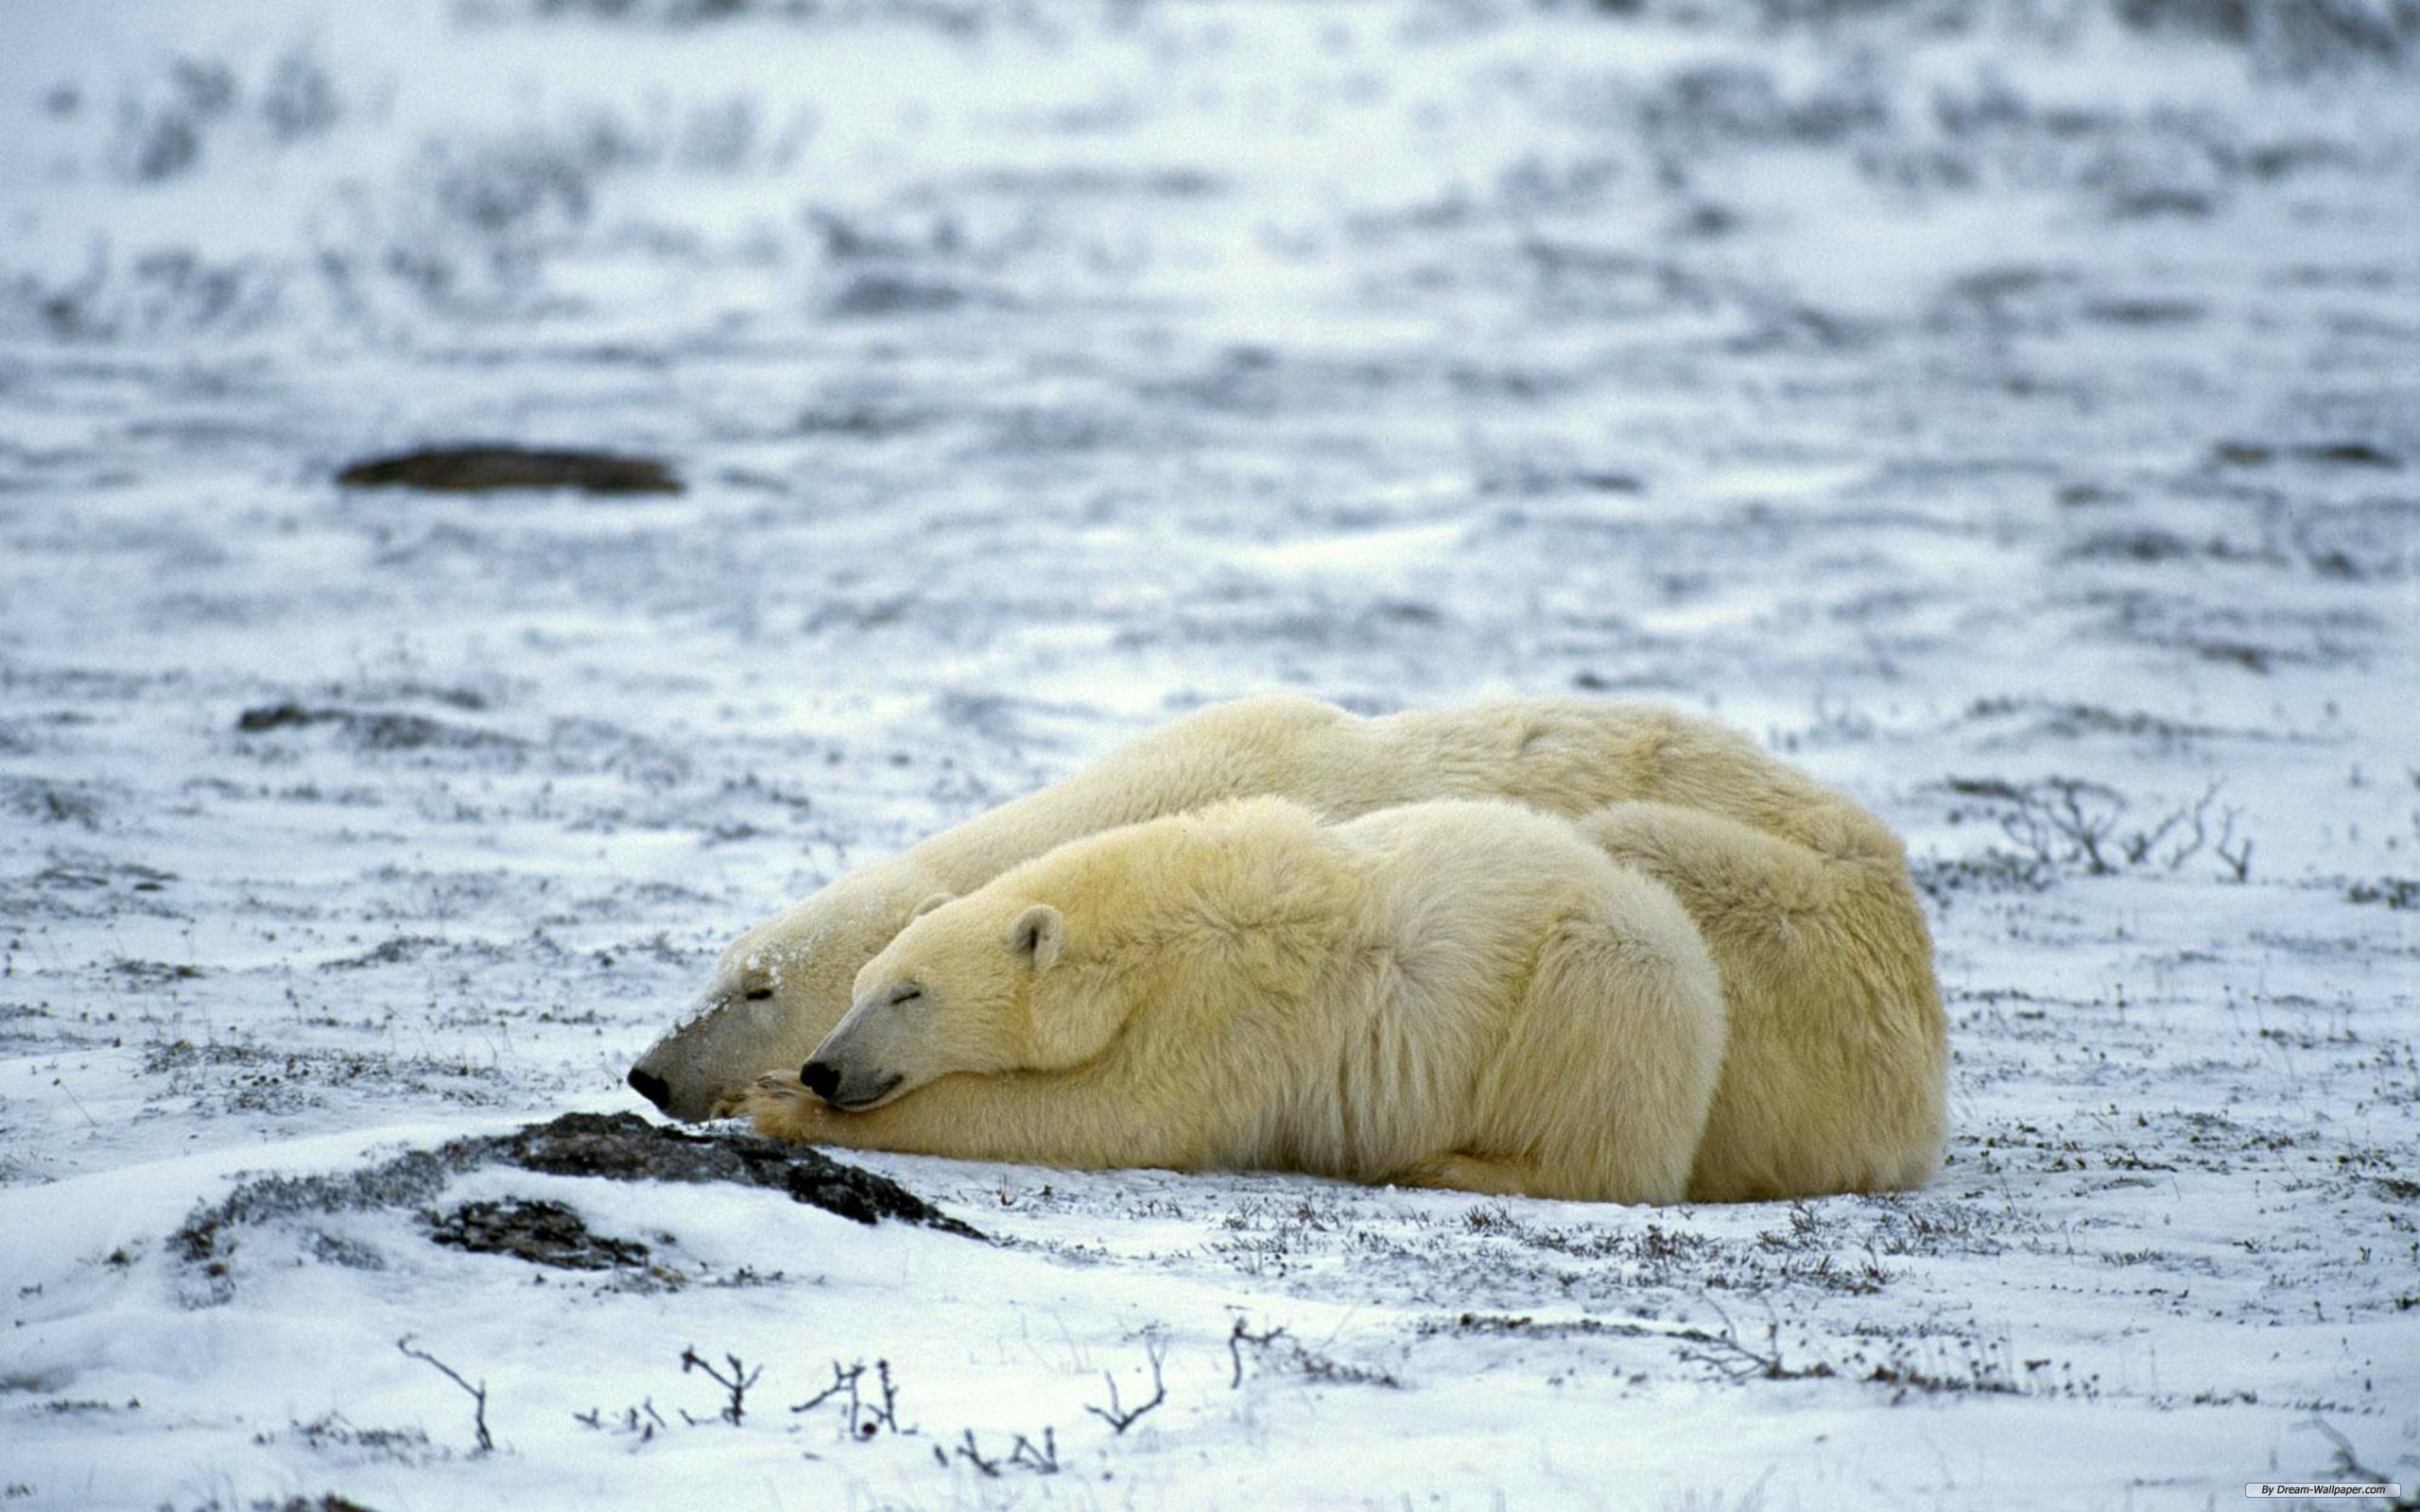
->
[1576,801,1945,1200]
[752,799,1729,1205]
[640,696,1944,1199]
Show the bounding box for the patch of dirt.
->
[266,1491,387,1511]
[322,935,451,970]
[234,703,527,754]
[490,1112,981,1234]
[425,1196,649,1270]
[2346,877,2417,910]
[169,1110,979,1297]
[2209,439,2402,471]
[335,445,683,494]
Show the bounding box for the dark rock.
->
[828,273,972,318]
[336,445,683,495]
[235,702,321,732]
[491,1111,982,1237]
[2210,439,2400,472]
[2301,441,2399,470]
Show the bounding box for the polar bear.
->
[750,798,1731,1204]
[632,697,1945,1189]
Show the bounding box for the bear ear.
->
[910,891,953,921]
[1006,902,1064,973]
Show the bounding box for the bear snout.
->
[800,1058,842,1102]
[627,1065,672,1111]
[801,1057,906,1110]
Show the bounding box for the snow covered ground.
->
[2,1,2416,1506]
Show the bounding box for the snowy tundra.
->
[1,1,2415,1509]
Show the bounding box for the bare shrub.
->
[678,1348,761,1426]
[1939,777,2250,884]
[1085,1337,1167,1434]
[395,1336,493,1453]
[789,1358,905,1438]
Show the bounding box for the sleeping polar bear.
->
[752,797,1735,1203]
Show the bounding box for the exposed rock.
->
[169,1110,977,1297]
[336,445,683,494]
[234,703,527,753]
[489,1111,982,1235]
[425,1196,649,1270]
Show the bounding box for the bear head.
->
[624,867,945,1119]
[796,798,1336,1112]
[801,881,1130,1110]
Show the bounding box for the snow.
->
[3,1,2416,1507]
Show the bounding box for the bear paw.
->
[743,1069,829,1143]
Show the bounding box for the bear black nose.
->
[800,1059,841,1103]
[627,1065,671,1111]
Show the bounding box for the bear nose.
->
[627,1065,672,1111]
[800,1059,842,1103]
